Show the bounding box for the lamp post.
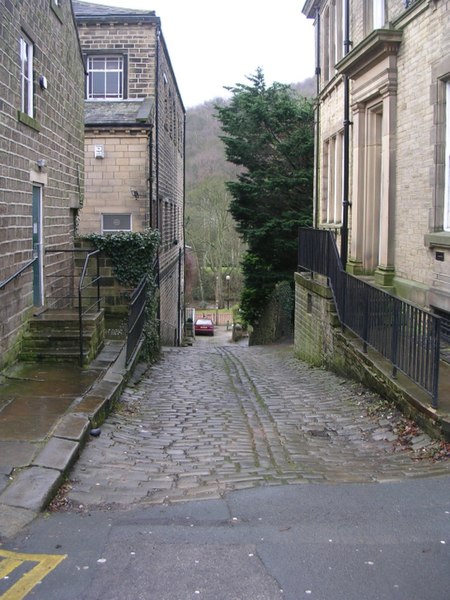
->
[225,274,231,309]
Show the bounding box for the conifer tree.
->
[215,68,314,324]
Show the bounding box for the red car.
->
[194,318,214,336]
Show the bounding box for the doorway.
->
[362,104,383,273]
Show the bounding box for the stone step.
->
[20,348,90,363]
[28,312,101,331]
[21,334,95,350]
[19,309,105,365]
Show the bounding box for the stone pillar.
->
[375,80,397,287]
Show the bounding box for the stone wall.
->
[75,14,185,345]
[75,239,134,317]
[294,272,339,366]
[308,0,450,312]
[79,130,149,235]
[0,0,85,369]
[76,21,157,97]
[155,34,185,343]
[294,271,448,439]
[250,281,294,346]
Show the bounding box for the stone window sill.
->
[17,111,41,132]
[424,232,450,249]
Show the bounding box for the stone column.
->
[374,78,397,287]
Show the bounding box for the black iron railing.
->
[298,227,441,407]
[126,276,148,365]
[78,249,102,365]
[0,257,37,290]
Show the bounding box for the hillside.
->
[185,76,315,189]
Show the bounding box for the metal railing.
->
[78,249,102,365]
[0,257,37,290]
[298,227,441,407]
[126,276,148,365]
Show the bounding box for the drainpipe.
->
[340,0,351,269]
[180,111,187,343]
[148,123,154,228]
[313,7,321,229]
[155,26,161,232]
[177,246,182,345]
[155,24,161,324]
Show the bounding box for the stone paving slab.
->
[0,504,37,540]
[0,441,38,472]
[0,466,63,512]
[64,343,450,512]
[53,414,91,441]
[33,437,79,472]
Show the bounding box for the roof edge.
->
[302,0,321,19]
[76,14,160,25]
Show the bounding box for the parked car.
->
[195,318,214,336]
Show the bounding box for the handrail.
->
[78,249,101,365]
[0,257,37,291]
[298,227,441,407]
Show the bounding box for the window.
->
[372,0,385,29]
[321,132,344,225]
[322,0,344,84]
[364,0,386,34]
[162,200,177,245]
[20,34,34,117]
[444,82,450,231]
[101,214,131,233]
[87,56,124,100]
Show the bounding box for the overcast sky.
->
[84,0,315,108]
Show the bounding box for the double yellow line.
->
[0,549,66,599]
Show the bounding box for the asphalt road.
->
[3,478,450,600]
[2,331,450,599]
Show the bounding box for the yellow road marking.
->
[0,549,66,600]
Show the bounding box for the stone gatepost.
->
[294,271,340,367]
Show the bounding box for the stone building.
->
[73,1,186,346]
[0,0,85,369]
[300,0,450,318]
[294,0,450,412]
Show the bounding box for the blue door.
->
[32,185,44,306]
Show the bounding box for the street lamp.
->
[225,274,231,309]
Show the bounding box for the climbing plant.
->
[86,229,161,360]
[86,230,160,287]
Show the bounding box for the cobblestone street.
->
[66,339,450,510]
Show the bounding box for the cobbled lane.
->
[66,341,450,510]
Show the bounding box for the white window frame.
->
[322,133,344,226]
[87,55,124,100]
[444,82,450,231]
[101,214,132,233]
[20,34,34,117]
[373,0,385,29]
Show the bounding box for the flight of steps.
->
[20,309,105,365]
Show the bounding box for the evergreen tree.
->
[215,68,314,324]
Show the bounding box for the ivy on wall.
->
[86,229,161,360]
[86,230,160,287]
